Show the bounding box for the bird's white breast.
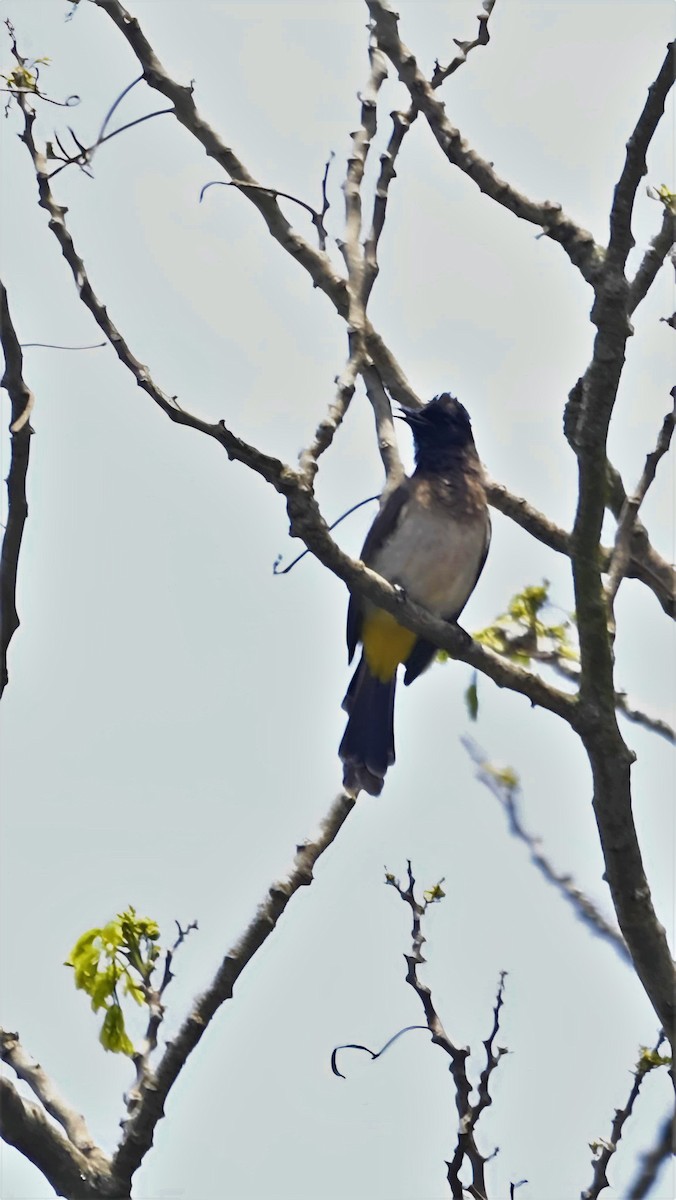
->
[369,499,488,619]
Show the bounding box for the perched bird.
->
[339,393,490,796]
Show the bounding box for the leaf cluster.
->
[473,581,578,667]
[65,906,161,1056]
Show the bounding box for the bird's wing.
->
[346,479,411,662]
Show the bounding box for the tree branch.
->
[0,278,34,699]
[581,1035,668,1200]
[386,864,508,1200]
[607,41,675,271]
[567,47,676,1047]
[91,0,422,407]
[14,90,578,723]
[628,207,676,313]
[366,0,604,284]
[0,1028,100,1156]
[112,790,355,1181]
[362,0,498,306]
[462,737,630,964]
[0,1076,116,1200]
[486,478,675,619]
[605,393,675,621]
[604,459,675,621]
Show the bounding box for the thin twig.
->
[200,179,330,250]
[606,394,676,622]
[581,1034,668,1200]
[628,207,676,313]
[461,738,630,964]
[20,340,106,350]
[47,108,172,178]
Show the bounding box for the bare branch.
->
[15,88,578,723]
[604,459,675,621]
[362,0,498,305]
[488,477,674,621]
[581,1035,669,1200]
[0,279,34,699]
[297,352,360,485]
[0,1028,99,1156]
[339,32,388,321]
[615,695,675,744]
[47,108,172,178]
[607,42,675,270]
[0,1077,114,1200]
[606,393,675,619]
[366,0,604,284]
[386,864,508,1199]
[112,791,355,1181]
[628,207,676,313]
[200,178,330,251]
[89,0,417,409]
[430,0,496,87]
[556,40,676,1047]
[20,340,106,351]
[461,738,630,964]
[362,363,405,487]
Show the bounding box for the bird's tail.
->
[339,654,396,796]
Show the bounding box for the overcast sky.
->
[1,2,674,1198]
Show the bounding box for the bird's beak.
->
[395,406,425,426]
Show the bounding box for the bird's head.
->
[397,393,474,457]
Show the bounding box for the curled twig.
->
[331,1025,429,1079]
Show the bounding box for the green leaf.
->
[100,1005,135,1056]
[465,674,479,721]
[637,1046,672,1071]
[423,881,446,903]
[487,764,520,790]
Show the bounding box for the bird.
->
[339,393,490,796]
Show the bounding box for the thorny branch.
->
[0,279,34,699]
[386,863,509,1199]
[581,1034,670,1200]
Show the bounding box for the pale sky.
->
[1,2,675,1198]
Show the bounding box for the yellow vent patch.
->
[362,609,416,682]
